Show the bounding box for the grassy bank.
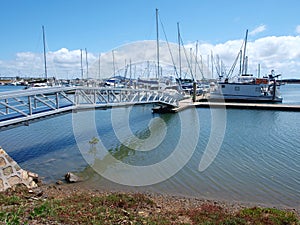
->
[0,184,299,225]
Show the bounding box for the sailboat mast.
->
[156,8,160,79]
[211,51,214,79]
[42,26,47,80]
[85,48,89,79]
[241,29,248,75]
[239,49,242,76]
[190,48,193,77]
[129,59,132,83]
[112,50,116,76]
[195,40,198,79]
[245,56,248,75]
[98,53,101,80]
[177,22,182,79]
[80,49,83,79]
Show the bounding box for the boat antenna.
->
[42,26,47,80]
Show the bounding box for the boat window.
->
[221,85,225,88]
[234,86,240,91]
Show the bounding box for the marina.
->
[1,1,300,223]
[0,6,298,216]
[0,84,299,209]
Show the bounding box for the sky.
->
[0,0,300,79]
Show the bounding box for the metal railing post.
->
[28,96,32,115]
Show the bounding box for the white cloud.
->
[1,35,300,79]
[184,35,300,79]
[90,40,199,79]
[296,25,300,34]
[0,48,97,79]
[249,25,266,36]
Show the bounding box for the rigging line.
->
[159,17,180,80]
[227,50,241,78]
[195,56,205,80]
[228,36,247,77]
[191,46,205,80]
[43,29,59,78]
[145,13,156,41]
[180,36,194,81]
[159,18,183,90]
[221,60,227,76]
[213,54,221,77]
[188,48,204,80]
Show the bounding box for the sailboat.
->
[25,26,58,89]
[137,9,182,92]
[209,30,283,102]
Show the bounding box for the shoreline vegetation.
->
[0,182,299,224]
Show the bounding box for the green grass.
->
[180,204,299,225]
[0,188,298,225]
[238,207,299,224]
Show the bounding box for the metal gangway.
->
[0,87,182,129]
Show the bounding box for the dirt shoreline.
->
[1,182,299,224]
[43,181,300,217]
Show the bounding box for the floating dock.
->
[171,98,300,113]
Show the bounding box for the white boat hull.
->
[210,93,283,102]
[210,81,283,103]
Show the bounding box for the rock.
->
[3,166,13,176]
[8,176,22,187]
[32,188,43,197]
[11,183,28,192]
[28,171,39,180]
[29,180,38,189]
[65,172,81,183]
[0,158,6,167]
[21,170,29,180]
[56,180,63,185]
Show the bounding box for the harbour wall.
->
[0,147,38,191]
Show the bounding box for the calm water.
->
[0,84,299,208]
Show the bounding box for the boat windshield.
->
[233,76,255,83]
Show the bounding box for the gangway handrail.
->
[0,87,183,129]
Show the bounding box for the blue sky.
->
[0,0,300,78]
